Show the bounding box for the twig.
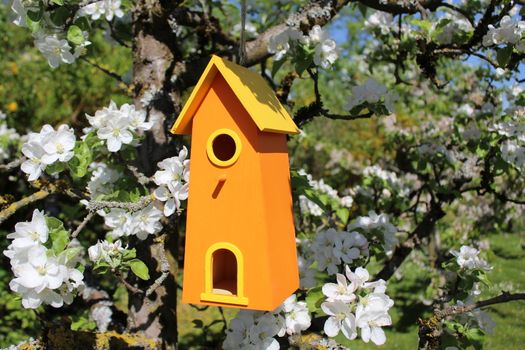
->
[436,292,525,319]
[116,271,144,294]
[418,291,525,350]
[0,190,51,225]
[70,211,95,240]
[145,234,170,297]
[87,195,153,213]
[80,57,126,84]
[127,165,153,185]
[0,158,24,172]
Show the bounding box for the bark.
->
[129,1,183,348]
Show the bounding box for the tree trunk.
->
[129,1,185,348]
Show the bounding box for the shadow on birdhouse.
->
[171,55,300,311]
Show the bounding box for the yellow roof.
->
[170,55,300,135]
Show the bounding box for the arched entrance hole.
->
[212,249,237,295]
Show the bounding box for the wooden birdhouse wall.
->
[183,73,278,310]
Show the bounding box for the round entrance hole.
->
[212,133,236,161]
[207,129,242,167]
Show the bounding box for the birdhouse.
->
[171,55,300,311]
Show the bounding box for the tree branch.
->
[436,292,525,319]
[87,195,153,213]
[243,0,352,66]
[0,181,84,225]
[418,292,525,350]
[0,158,24,172]
[145,234,170,297]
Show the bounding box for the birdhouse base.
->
[200,292,249,306]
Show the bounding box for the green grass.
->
[177,232,525,349]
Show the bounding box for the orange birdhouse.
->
[171,55,300,311]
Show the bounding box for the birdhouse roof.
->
[170,55,300,135]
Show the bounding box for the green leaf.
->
[128,259,150,280]
[335,207,350,224]
[50,7,70,26]
[51,0,64,4]
[71,317,97,331]
[271,58,286,78]
[46,216,65,232]
[122,248,137,261]
[62,247,83,263]
[27,7,44,22]
[67,25,84,45]
[68,141,92,178]
[496,46,513,67]
[46,217,69,255]
[26,17,41,33]
[45,161,66,175]
[305,286,324,313]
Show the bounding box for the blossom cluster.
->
[490,114,525,169]
[11,0,125,68]
[450,245,492,271]
[345,78,398,113]
[78,0,125,21]
[482,15,525,50]
[21,124,76,181]
[0,110,20,162]
[347,211,398,256]
[297,169,353,217]
[321,266,393,345]
[88,239,126,266]
[223,294,311,349]
[2,210,84,309]
[310,228,369,275]
[102,204,163,240]
[364,12,393,35]
[86,100,152,152]
[87,162,122,199]
[268,25,338,69]
[435,13,473,45]
[11,0,91,68]
[153,147,190,217]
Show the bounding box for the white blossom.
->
[131,204,163,240]
[20,124,77,180]
[34,34,75,69]
[322,273,357,303]
[451,245,492,271]
[79,0,124,21]
[87,101,151,152]
[365,12,393,35]
[11,0,27,27]
[87,162,121,198]
[268,27,305,60]
[312,229,369,275]
[88,240,125,264]
[90,302,113,332]
[345,78,397,112]
[41,125,76,164]
[482,16,525,48]
[321,300,357,339]
[309,26,338,69]
[282,294,311,335]
[347,211,398,256]
[3,212,84,310]
[223,310,282,350]
[321,266,393,345]
[153,147,190,216]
